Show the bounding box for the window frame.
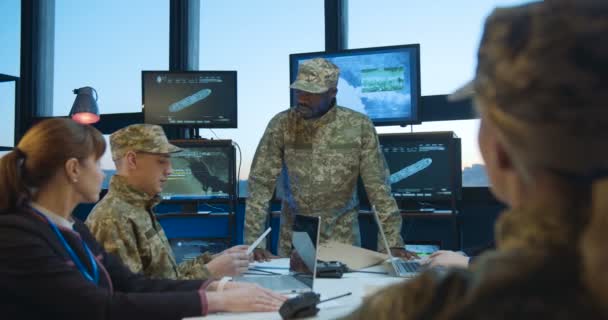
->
[1,74,19,147]
[20,0,490,202]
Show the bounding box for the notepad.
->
[318,241,389,270]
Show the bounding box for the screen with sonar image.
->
[161,143,234,201]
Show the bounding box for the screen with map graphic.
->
[161,140,235,201]
[290,44,420,126]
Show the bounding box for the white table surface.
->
[184,259,407,320]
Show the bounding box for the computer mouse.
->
[279,292,320,319]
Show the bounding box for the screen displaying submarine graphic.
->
[143,71,237,128]
[388,158,432,184]
[379,134,459,200]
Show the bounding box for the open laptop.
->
[235,215,321,293]
[372,208,422,278]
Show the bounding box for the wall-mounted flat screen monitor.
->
[143,71,237,128]
[379,131,462,201]
[161,140,235,201]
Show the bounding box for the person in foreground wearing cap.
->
[342,1,608,318]
[86,124,251,280]
[245,57,415,260]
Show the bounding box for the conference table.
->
[184,259,407,320]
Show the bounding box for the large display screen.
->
[143,71,237,128]
[379,132,462,200]
[161,141,234,201]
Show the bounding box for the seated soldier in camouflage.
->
[343,1,608,319]
[246,58,416,260]
[86,124,250,280]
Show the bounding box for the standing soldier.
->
[246,58,411,259]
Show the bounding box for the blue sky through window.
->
[4,0,536,187]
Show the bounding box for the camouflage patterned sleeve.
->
[244,115,285,245]
[342,270,471,320]
[176,252,213,280]
[339,271,454,320]
[358,118,403,248]
[86,216,145,274]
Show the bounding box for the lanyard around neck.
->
[32,208,99,286]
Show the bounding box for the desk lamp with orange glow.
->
[69,86,100,124]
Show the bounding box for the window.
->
[53,0,169,117]
[0,82,16,147]
[0,0,20,77]
[198,1,325,180]
[0,0,20,148]
[348,1,533,186]
[349,0,535,95]
[100,134,116,189]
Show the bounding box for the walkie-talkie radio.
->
[279,292,320,319]
[279,292,352,319]
[315,260,347,278]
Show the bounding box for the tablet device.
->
[247,227,272,254]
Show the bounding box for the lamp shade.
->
[70,86,100,124]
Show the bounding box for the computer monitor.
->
[160,140,235,201]
[379,132,462,201]
[142,71,237,128]
[289,44,421,126]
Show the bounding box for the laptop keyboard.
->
[237,275,309,292]
[252,276,302,288]
[395,260,421,274]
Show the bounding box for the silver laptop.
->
[235,215,321,293]
[372,208,421,278]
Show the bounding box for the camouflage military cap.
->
[110,124,181,160]
[290,58,340,94]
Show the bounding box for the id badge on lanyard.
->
[32,208,99,286]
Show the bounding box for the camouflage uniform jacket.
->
[86,175,213,280]
[341,203,604,319]
[245,105,403,255]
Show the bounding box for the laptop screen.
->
[289,215,321,290]
[372,208,395,260]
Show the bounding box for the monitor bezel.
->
[142,70,238,129]
[378,131,462,201]
[289,43,421,126]
[160,139,236,203]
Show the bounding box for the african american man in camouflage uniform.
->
[86,124,250,280]
[245,58,410,259]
